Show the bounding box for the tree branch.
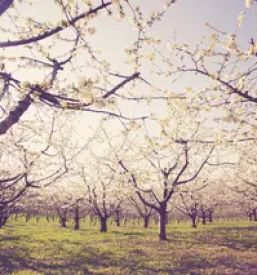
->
[0,2,111,48]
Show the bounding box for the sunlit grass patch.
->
[0,219,257,275]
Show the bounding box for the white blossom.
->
[245,0,253,8]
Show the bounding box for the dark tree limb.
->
[0,0,14,17]
[0,2,111,48]
[0,92,32,136]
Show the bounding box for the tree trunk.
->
[4,216,9,226]
[253,208,257,222]
[202,214,206,225]
[248,212,253,221]
[191,215,197,228]
[0,215,9,228]
[208,210,213,222]
[144,216,149,228]
[25,213,31,222]
[159,205,167,241]
[74,206,80,230]
[115,209,120,227]
[0,217,4,228]
[60,217,67,227]
[74,217,79,230]
[100,217,107,232]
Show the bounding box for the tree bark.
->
[74,218,79,230]
[0,93,32,136]
[74,206,80,230]
[202,214,206,225]
[248,212,253,221]
[114,209,120,227]
[144,216,149,228]
[25,213,31,222]
[0,0,14,17]
[100,217,107,232]
[191,215,197,228]
[3,216,8,226]
[208,210,213,223]
[159,205,167,241]
[60,217,67,227]
[253,208,257,222]
[0,215,9,228]
[0,217,4,228]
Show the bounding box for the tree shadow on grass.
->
[164,225,257,251]
[1,225,257,275]
[0,244,150,275]
[111,230,150,236]
[0,235,21,242]
[0,246,101,275]
[1,243,257,275]
[194,226,257,250]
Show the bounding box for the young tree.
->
[130,194,156,228]
[233,141,257,218]
[116,109,216,240]
[0,127,67,209]
[80,155,129,233]
[173,191,200,228]
[70,198,89,230]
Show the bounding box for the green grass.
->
[0,218,257,275]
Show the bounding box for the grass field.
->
[0,218,256,275]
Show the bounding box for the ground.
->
[0,218,256,275]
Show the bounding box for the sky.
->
[87,0,254,68]
[75,0,256,140]
[1,1,254,77]
[0,0,255,156]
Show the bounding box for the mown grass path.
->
[0,219,256,274]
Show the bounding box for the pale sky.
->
[0,0,254,150]
[1,0,254,202]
